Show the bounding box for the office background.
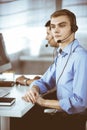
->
[0,0,87,75]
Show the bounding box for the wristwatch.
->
[23,78,29,86]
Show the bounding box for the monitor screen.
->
[0,33,12,73]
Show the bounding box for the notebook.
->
[0,97,16,106]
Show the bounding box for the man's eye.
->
[51,25,55,29]
[59,24,66,27]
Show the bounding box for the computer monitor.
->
[0,33,12,73]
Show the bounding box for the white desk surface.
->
[0,74,39,130]
[0,86,34,117]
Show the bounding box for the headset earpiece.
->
[71,25,78,32]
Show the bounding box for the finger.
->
[22,96,31,102]
[29,91,38,103]
[22,91,36,103]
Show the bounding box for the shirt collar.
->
[56,39,80,57]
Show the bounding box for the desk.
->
[0,86,34,130]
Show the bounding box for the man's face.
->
[51,15,72,43]
[45,26,58,47]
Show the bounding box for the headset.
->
[46,9,78,46]
[57,22,78,43]
[45,24,78,46]
[57,33,73,43]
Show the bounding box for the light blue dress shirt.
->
[31,39,87,114]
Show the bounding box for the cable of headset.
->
[56,40,75,87]
[43,40,75,95]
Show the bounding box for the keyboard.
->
[0,89,10,97]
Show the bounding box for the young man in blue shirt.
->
[15,20,58,86]
[22,9,87,130]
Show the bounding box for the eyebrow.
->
[51,21,67,25]
[59,22,67,25]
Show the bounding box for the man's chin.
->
[50,44,57,47]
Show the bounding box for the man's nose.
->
[54,26,60,33]
[46,36,48,40]
[46,35,49,40]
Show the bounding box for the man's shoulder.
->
[74,44,87,55]
[72,45,87,62]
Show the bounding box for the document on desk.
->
[0,87,10,97]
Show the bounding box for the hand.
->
[22,86,40,104]
[16,75,28,85]
[16,75,41,86]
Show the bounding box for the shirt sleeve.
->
[59,50,87,114]
[30,62,56,94]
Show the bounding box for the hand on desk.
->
[22,85,45,107]
[22,87,56,110]
[22,85,40,104]
[22,86,62,111]
[16,75,41,86]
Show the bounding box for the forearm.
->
[16,76,41,86]
[36,97,62,111]
[27,76,41,85]
[43,99,62,110]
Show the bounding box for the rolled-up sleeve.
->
[30,63,56,94]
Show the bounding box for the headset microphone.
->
[45,44,48,47]
[45,37,54,47]
[57,40,62,43]
[57,33,72,43]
